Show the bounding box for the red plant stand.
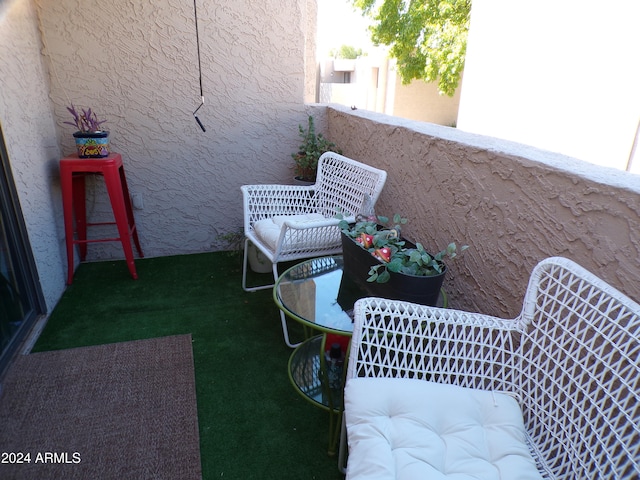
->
[60,153,143,285]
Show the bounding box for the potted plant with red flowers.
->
[337,213,468,306]
[64,104,109,158]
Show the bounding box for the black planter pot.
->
[73,131,110,158]
[292,176,315,186]
[340,231,446,306]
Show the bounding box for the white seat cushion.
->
[252,213,326,251]
[344,377,543,480]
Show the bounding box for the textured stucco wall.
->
[327,106,640,318]
[36,0,315,259]
[0,0,67,312]
[302,0,318,103]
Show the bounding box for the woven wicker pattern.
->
[242,152,387,262]
[242,152,386,346]
[346,257,639,479]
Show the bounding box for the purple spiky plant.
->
[64,104,107,133]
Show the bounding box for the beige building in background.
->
[318,54,461,127]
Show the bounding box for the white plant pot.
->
[248,242,272,273]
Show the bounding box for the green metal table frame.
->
[274,255,447,458]
[287,334,345,456]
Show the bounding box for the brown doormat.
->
[0,334,202,480]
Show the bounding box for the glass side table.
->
[274,255,446,457]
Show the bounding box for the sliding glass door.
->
[0,124,45,377]
[0,217,26,350]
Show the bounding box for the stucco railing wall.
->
[325,105,640,318]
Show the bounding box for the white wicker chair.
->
[343,257,640,479]
[241,152,387,347]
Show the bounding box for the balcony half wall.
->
[323,105,640,318]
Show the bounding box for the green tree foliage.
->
[329,45,365,59]
[352,0,471,96]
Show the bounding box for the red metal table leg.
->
[103,164,138,280]
[72,173,88,261]
[60,164,76,285]
[119,166,144,258]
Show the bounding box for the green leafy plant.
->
[329,45,365,59]
[64,104,107,133]
[352,0,470,96]
[337,213,468,283]
[216,229,245,261]
[292,115,342,182]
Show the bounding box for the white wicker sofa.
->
[343,257,640,479]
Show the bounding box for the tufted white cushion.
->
[253,213,326,252]
[344,377,543,480]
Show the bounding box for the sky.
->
[316,0,375,58]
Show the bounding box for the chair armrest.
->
[271,217,346,258]
[347,297,523,394]
[281,217,342,230]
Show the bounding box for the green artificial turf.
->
[34,252,345,480]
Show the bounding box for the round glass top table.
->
[273,255,446,457]
[274,256,358,335]
[274,255,446,335]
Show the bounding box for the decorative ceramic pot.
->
[340,231,446,306]
[73,131,110,158]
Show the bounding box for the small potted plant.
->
[337,213,468,306]
[64,104,109,158]
[292,115,342,184]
